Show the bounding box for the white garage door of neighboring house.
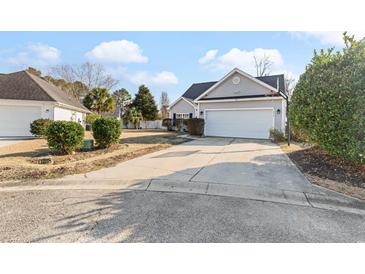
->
[0,105,42,136]
[205,108,274,139]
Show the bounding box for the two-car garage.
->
[204,108,274,139]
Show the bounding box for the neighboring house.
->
[169,68,287,139]
[0,70,91,137]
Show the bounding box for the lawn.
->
[281,143,365,200]
[0,129,189,182]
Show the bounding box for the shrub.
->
[162,118,173,131]
[92,117,121,148]
[290,34,365,163]
[47,121,84,154]
[186,118,205,136]
[30,118,52,137]
[270,128,286,143]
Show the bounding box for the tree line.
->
[26,63,171,128]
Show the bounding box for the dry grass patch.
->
[0,130,189,182]
[280,142,365,201]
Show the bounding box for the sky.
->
[0,31,363,103]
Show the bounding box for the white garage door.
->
[0,105,42,136]
[205,108,274,139]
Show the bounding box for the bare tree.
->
[284,74,296,96]
[160,91,170,119]
[49,62,118,92]
[253,54,273,77]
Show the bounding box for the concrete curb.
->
[1,178,365,216]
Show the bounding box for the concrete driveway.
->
[62,137,311,191]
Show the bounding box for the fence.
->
[123,120,163,129]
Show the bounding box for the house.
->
[169,68,287,139]
[0,70,91,137]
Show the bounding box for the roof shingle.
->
[0,71,89,113]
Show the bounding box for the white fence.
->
[123,120,163,129]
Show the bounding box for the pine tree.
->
[132,85,158,120]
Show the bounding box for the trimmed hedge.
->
[30,118,52,137]
[47,121,84,154]
[290,34,365,163]
[186,118,205,136]
[92,117,121,148]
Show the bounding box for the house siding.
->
[53,107,86,126]
[169,99,196,118]
[204,72,275,99]
[198,99,286,132]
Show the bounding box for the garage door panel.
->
[205,109,273,139]
[0,105,42,136]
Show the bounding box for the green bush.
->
[47,121,84,154]
[290,34,365,163]
[186,118,205,136]
[270,128,286,143]
[30,118,52,137]
[92,117,121,148]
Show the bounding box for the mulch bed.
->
[287,146,365,189]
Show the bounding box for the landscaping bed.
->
[281,143,365,200]
[0,130,189,182]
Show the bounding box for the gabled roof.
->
[0,71,90,113]
[181,81,217,100]
[195,68,282,101]
[256,74,285,93]
[168,96,196,109]
[174,69,285,104]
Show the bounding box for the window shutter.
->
[173,113,176,126]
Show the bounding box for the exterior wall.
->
[53,107,86,126]
[169,98,197,118]
[203,72,274,99]
[198,98,285,132]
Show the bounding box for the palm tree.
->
[127,107,143,129]
[83,88,115,114]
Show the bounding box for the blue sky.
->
[0,31,358,102]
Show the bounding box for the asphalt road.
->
[1,188,365,242]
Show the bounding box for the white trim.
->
[168,96,196,110]
[194,68,278,102]
[197,96,283,104]
[203,107,275,138]
[55,102,90,113]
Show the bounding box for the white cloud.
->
[291,31,365,46]
[198,49,218,64]
[7,43,61,67]
[85,40,148,63]
[200,47,284,76]
[152,71,178,85]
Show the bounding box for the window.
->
[175,113,190,119]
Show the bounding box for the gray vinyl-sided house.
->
[169,68,287,139]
